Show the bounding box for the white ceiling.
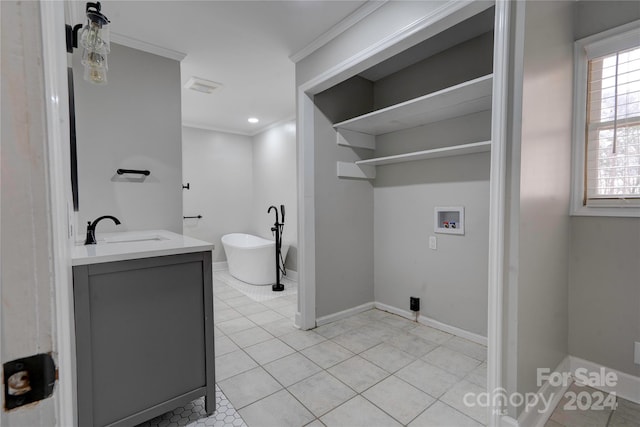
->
[101,1,368,135]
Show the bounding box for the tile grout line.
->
[216,284,365,423]
[216,282,312,424]
[213,275,490,427]
[222,326,464,425]
[213,279,300,426]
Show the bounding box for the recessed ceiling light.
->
[248,117,259,124]
[184,77,222,94]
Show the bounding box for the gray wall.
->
[373,31,493,109]
[181,127,253,262]
[569,218,640,377]
[314,100,375,318]
[568,1,640,378]
[296,1,451,323]
[503,0,574,417]
[314,76,373,123]
[73,43,183,235]
[1,1,58,424]
[251,121,298,271]
[574,0,640,40]
[372,34,492,336]
[308,4,494,328]
[296,1,484,88]
[374,112,491,336]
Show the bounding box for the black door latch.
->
[3,353,56,410]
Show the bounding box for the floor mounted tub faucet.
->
[268,205,285,291]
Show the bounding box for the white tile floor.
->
[137,385,246,427]
[216,270,298,303]
[135,270,640,427]
[545,382,640,427]
[136,270,488,427]
[212,271,488,427]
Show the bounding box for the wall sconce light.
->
[66,2,111,85]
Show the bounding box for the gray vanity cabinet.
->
[73,252,215,427]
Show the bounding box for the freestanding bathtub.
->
[221,233,289,285]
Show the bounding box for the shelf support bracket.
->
[336,129,375,150]
[337,161,376,180]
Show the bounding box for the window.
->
[572,21,640,217]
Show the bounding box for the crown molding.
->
[297,0,492,94]
[182,122,252,137]
[289,0,388,63]
[183,115,296,138]
[249,115,296,137]
[111,32,186,62]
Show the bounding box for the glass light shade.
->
[81,49,108,69]
[79,3,110,85]
[80,20,110,54]
[83,65,107,85]
[82,50,108,84]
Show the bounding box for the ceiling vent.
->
[184,77,222,94]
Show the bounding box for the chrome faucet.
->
[85,215,121,245]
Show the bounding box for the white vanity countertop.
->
[72,230,214,266]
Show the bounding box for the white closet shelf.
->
[337,141,491,179]
[356,140,491,167]
[333,74,493,135]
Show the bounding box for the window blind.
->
[585,46,640,204]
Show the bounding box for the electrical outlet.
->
[635,342,640,365]
[410,297,420,312]
[429,236,437,250]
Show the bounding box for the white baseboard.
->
[418,313,487,347]
[482,356,638,427]
[569,356,640,404]
[373,302,488,346]
[294,312,303,330]
[316,302,375,326]
[373,302,487,346]
[284,269,298,281]
[212,261,228,272]
[517,356,571,427]
[374,301,416,320]
[501,416,518,427]
[316,301,487,347]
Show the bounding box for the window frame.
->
[571,20,640,217]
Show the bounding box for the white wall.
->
[181,122,298,268]
[1,1,58,424]
[73,43,183,235]
[251,121,298,271]
[182,127,253,263]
